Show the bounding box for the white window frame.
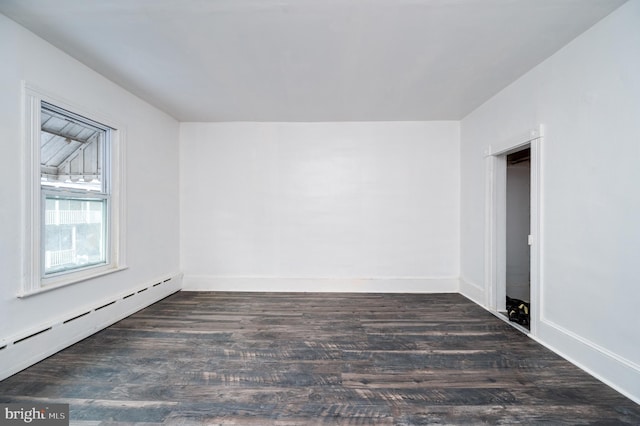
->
[21,82,127,297]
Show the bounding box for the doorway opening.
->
[485,127,541,336]
[503,147,531,330]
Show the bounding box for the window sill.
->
[18,264,129,298]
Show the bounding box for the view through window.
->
[40,102,111,276]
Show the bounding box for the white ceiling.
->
[0,0,627,122]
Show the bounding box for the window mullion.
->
[42,188,109,200]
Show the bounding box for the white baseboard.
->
[0,273,183,382]
[182,275,460,293]
[458,277,639,403]
[458,277,485,305]
[535,318,640,405]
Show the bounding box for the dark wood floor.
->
[1,292,638,425]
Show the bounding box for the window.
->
[22,85,125,296]
[41,103,109,275]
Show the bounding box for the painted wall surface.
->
[180,121,460,292]
[0,15,180,344]
[460,0,640,400]
[506,160,530,301]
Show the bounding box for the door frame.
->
[484,126,543,336]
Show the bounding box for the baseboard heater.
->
[0,273,182,381]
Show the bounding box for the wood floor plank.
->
[0,292,638,425]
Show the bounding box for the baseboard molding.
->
[182,275,460,293]
[456,277,639,403]
[535,318,640,405]
[458,277,485,305]
[0,273,183,382]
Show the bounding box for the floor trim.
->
[182,276,460,293]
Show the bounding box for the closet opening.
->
[503,147,531,330]
[485,128,541,336]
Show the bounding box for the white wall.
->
[460,0,640,402]
[180,121,460,292]
[0,15,181,378]
[506,159,531,301]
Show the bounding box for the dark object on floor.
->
[507,295,530,326]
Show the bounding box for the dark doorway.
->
[505,147,531,329]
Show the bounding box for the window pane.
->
[44,197,107,275]
[40,103,105,192]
